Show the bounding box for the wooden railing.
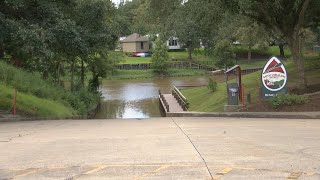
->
[172,86,189,111]
[87,102,101,119]
[159,90,170,112]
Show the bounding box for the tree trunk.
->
[71,60,75,91]
[279,44,285,58]
[288,36,306,89]
[57,62,61,85]
[81,59,85,87]
[42,70,48,80]
[285,0,310,90]
[188,47,193,61]
[247,46,252,61]
[0,44,4,59]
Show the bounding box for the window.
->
[169,39,178,46]
[140,42,144,49]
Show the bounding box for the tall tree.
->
[224,0,319,88]
[0,0,118,91]
[149,0,222,60]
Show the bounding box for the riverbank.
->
[0,61,99,118]
[107,68,207,80]
[181,57,320,112]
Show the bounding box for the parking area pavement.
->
[0,117,320,179]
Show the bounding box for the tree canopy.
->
[0,0,118,90]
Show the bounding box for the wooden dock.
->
[160,94,184,113]
[159,87,189,115]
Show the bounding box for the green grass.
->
[107,68,207,80]
[237,60,267,69]
[121,56,152,64]
[233,45,291,58]
[120,46,290,69]
[182,70,261,112]
[266,46,291,57]
[168,51,189,59]
[181,58,319,112]
[0,60,99,117]
[0,84,75,117]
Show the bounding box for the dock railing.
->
[159,90,170,112]
[172,86,189,111]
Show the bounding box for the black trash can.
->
[227,83,239,105]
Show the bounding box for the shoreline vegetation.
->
[107,69,207,80]
[0,61,99,118]
[181,55,320,112]
[108,46,292,80]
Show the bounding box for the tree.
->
[151,38,169,75]
[149,0,222,61]
[224,0,319,88]
[0,0,118,91]
[114,0,154,36]
[216,14,269,60]
[214,40,235,69]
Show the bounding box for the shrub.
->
[305,55,320,71]
[214,40,235,68]
[207,78,218,92]
[269,94,309,109]
[0,61,100,116]
[151,38,169,75]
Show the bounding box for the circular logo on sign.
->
[262,57,287,92]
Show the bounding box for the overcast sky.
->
[112,0,120,5]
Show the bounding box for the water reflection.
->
[95,76,208,119]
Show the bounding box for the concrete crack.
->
[171,118,214,180]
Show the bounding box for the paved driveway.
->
[0,117,319,179]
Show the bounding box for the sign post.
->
[261,57,288,99]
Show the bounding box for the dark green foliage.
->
[0,0,118,88]
[214,40,235,68]
[151,39,170,75]
[0,61,99,115]
[207,78,218,92]
[0,0,121,117]
[269,94,309,109]
[305,55,320,71]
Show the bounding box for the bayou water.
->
[95,76,209,119]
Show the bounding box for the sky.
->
[112,0,121,5]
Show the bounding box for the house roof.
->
[121,33,149,43]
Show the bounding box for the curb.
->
[0,116,88,123]
[166,112,320,119]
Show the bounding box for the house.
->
[167,37,182,51]
[121,33,149,53]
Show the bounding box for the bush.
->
[305,55,320,71]
[0,61,100,116]
[269,94,309,109]
[151,38,170,75]
[214,40,235,68]
[207,78,218,92]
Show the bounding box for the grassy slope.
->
[121,51,207,64]
[121,56,151,64]
[107,68,207,80]
[182,57,320,112]
[120,46,289,69]
[0,84,75,117]
[0,61,77,117]
[182,71,262,112]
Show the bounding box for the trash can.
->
[227,83,239,105]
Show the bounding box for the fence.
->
[210,67,263,75]
[159,90,170,112]
[116,62,216,71]
[172,86,189,111]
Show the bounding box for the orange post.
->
[13,88,17,115]
[241,84,245,112]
